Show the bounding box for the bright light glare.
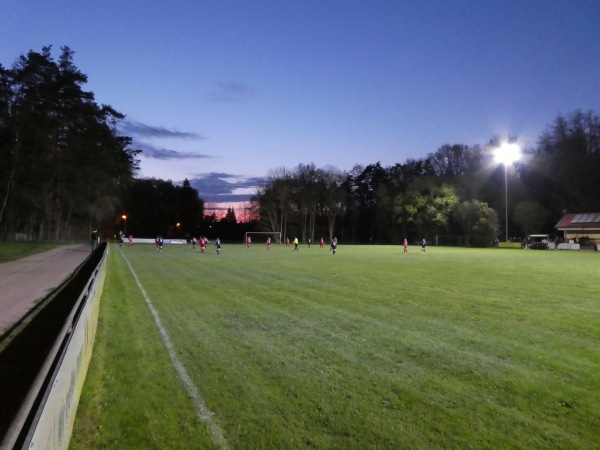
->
[494,142,521,165]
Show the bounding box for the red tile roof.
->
[555,213,600,229]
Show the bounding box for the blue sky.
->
[2,1,600,207]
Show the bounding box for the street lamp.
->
[494,142,521,242]
[122,214,127,235]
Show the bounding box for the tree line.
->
[2,47,598,245]
[0,46,141,241]
[0,46,207,242]
[253,110,600,246]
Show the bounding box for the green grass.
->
[0,242,58,263]
[71,244,600,449]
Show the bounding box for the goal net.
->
[244,231,282,245]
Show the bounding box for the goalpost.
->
[244,231,282,245]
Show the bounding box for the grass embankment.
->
[0,242,57,263]
[71,244,600,449]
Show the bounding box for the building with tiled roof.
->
[555,213,600,240]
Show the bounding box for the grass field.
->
[70,243,600,449]
[0,242,58,263]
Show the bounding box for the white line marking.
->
[120,249,229,450]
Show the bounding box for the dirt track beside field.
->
[0,244,91,335]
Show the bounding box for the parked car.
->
[523,234,550,250]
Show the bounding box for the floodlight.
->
[494,142,521,165]
[494,142,520,243]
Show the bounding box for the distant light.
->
[176,222,181,228]
[494,142,521,165]
[122,214,127,220]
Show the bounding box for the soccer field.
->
[70,243,600,449]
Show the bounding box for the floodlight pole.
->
[503,163,508,243]
[494,142,520,243]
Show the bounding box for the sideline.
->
[118,247,229,450]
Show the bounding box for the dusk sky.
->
[2,1,600,208]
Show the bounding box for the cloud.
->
[138,143,211,160]
[206,81,255,103]
[188,172,263,202]
[117,120,209,160]
[119,120,205,140]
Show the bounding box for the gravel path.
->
[0,244,91,335]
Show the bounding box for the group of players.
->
[245,235,339,254]
[151,235,425,255]
[190,236,209,253]
[245,235,424,254]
